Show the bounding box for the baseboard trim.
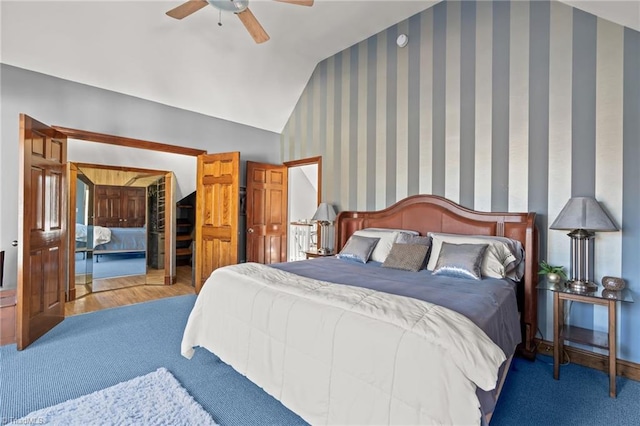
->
[0,289,16,346]
[536,339,640,381]
[67,287,76,301]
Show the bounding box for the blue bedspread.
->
[273,257,521,357]
[94,227,146,252]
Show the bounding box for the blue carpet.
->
[0,296,305,426]
[1,296,639,425]
[92,253,146,279]
[493,354,640,425]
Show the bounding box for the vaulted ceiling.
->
[1,1,638,133]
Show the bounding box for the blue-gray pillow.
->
[432,242,489,280]
[394,234,432,269]
[382,243,430,272]
[337,235,380,264]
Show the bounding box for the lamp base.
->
[568,280,598,293]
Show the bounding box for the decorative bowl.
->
[602,276,625,291]
[602,289,621,300]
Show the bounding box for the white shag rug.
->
[14,368,217,426]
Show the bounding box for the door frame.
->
[53,126,205,295]
[283,156,322,207]
[67,163,174,300]
[283,156,322,252]
[52,127,206,157]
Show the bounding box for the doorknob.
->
[11,240,18,247]
[247,228,254,233]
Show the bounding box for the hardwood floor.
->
[65,266,195,316]
[91,274,146,292]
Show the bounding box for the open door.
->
[67,163,79,301]
[246,162,288,264]
[17,114,67,350]
[194,152,240,293]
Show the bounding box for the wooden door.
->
[246,162,288,264]
[94,185,122,227]
[17,114,67,350]
[121,187,146,227]
[194,152,239,293]
[94,185,145,227]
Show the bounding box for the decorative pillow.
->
[352,229,402,263]
[427,233,521,279]
[382,243,430,272]
[432,242,489,280]
[336,235,380,264]
[395,234,432,269]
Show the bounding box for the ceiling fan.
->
[166,0,314,44]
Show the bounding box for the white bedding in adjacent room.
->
[181,263,507,425]
[75,224,111,246]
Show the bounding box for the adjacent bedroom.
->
[1,1,639,426]
[72,164,166,297]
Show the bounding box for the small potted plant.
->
[539,260,567,283]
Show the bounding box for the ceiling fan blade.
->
[236,8,270,44]
[274,0,314,6]
[166,0,209,20]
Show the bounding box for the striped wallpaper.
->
[281,0,640,363]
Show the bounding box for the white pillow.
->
[352,229,402,263]
[496,236,525,280]
[465,234,525,280]
[363,228,420,236]
[426,232,522,279]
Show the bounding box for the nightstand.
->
[539,279,633,397]
[304,249,334,259]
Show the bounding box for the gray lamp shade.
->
[312,203,336,222]
[550,197,618,231]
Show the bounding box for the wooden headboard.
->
[335,194,538,358]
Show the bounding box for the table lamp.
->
[312,203,336,255]
[550,197,618,292]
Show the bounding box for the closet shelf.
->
[176,247,192,256]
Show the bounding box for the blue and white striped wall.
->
[281,0,640,363]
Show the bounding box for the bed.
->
[74,224,112,258]
[92,227,147,262]
[181,195,538,424]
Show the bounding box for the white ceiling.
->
[562,0,640,33]
[1,1,638,134]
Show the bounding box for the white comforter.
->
[75,224,111,246]
[181,263,506,425]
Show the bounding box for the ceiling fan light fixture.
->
[168,0,312,43]
[207,0,249,13]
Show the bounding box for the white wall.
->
[288,165,318,222]
[287,164,319,260]
[68,139,197,201]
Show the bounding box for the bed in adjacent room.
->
[92,227,147,262]
[181,195,538,425]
